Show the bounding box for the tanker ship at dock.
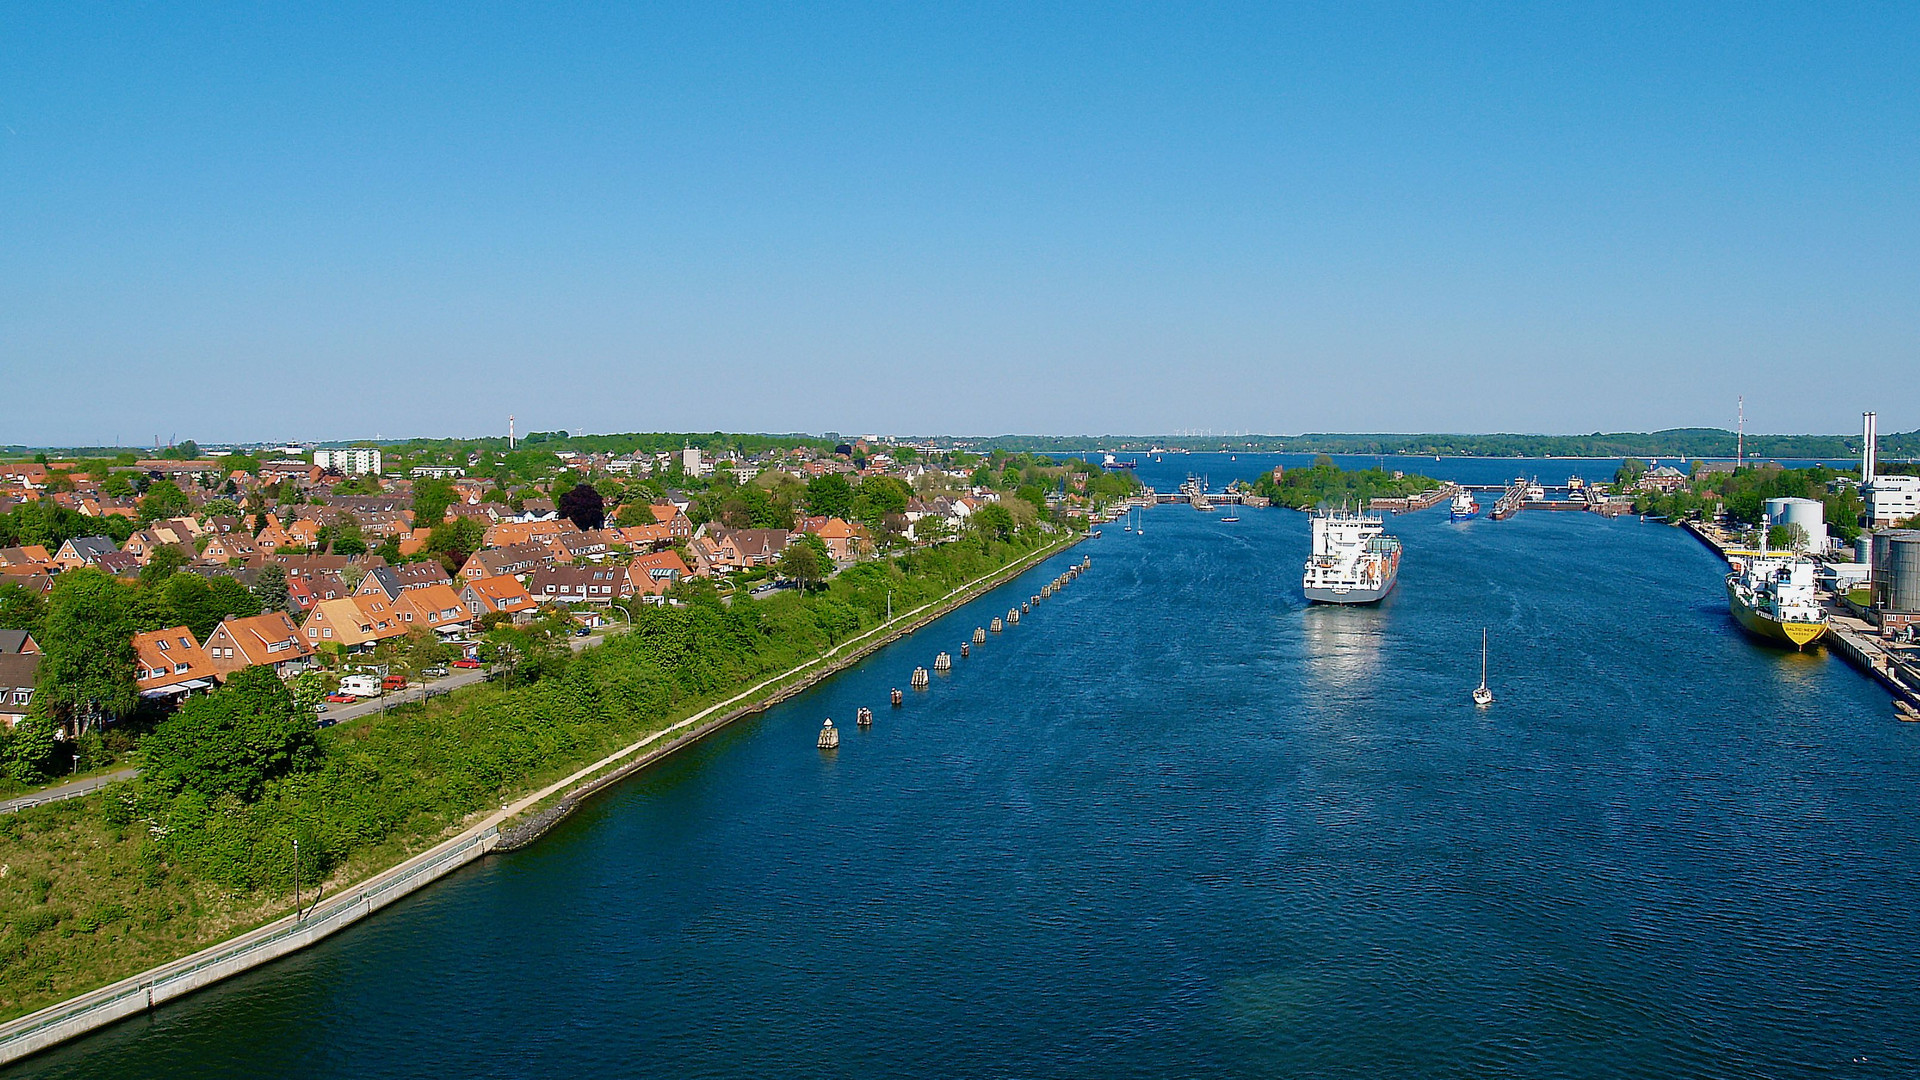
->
[1725,551,1829,650]
[1302,511,1401,604]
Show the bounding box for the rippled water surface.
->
[14,455,1916,1079]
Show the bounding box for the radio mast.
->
[1736,397,1744,469]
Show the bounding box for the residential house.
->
[96,551,141,579]
[353,561,453,600]
[200,532,259,562]
[0,653,38,729]
[528,565,625,605]
[0,630,41,654]
[133,626,219,701]
[707,527,792,569]
[0,566,54,596]
[302,595,409,651]
[260,461,325,486]
[624,551,691,599]
[0,546,52,568]
[650,504,694,540]
[52,535,119,570]
[205,611,315,678]
[607,523,674,551]
[461,576,538,622]
[549,530,609,563]
[392,583,472,637]
[482,519,571,548]
[797,516,865,561]
[253,522,294,550]
[459,541,555,582]
[123,528,195,565]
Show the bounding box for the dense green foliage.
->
[0,501,136,550]
[1249,456,1442,510]
[1631,464,1866,541]
[140,668,320,804]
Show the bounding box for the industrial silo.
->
[1875,530,1920,613]
[1765,496,1827,553]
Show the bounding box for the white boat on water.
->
[1449,490,1479,520]
[1302,511,1400,604]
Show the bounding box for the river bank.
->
[23,496,1920,1079]
[0,529,1084,1068]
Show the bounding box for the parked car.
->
[325,692,357,704]
[314,703,328,714]
[575,627,591,636]
[421,665,449,678]
[382,674,408,692]
[451,658,483,669]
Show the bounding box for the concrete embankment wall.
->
[0,828,499,1067]
[0,532,1082,1067]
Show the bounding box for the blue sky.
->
[3,3,1915,445]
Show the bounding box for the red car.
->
[325,693,357,704]
[451,658,483,669]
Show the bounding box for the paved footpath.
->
[0,768,140,814]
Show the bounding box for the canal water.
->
[14,456,1917,1079]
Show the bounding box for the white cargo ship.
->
[1302,511,1401,604]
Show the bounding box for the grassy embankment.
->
[0,528,1063,1023]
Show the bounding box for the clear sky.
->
[3,3,1915,445]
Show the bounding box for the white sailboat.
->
[1472,629,1494,707]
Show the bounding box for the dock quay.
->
[1683,520,1920,710]
[1369,484,1456,514]
[1488,479,1630,520]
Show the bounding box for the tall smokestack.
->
[1863,411,1877,486]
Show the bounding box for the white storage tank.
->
[1765,496,1827,552]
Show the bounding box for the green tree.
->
[778,538,827,589]
[38,569,139,730]
[140,667,320,803]
[292,670,327,715]
[971,504,1015,543]
[252,563,291,613]
[851,476,910,529]
[4,716,60,784]
[805,473,854,519]
[0,582,47,638]
[100,472,135,499]
[138,480,192,523]
[139,544,191,586]
[425,517,486,575]
[325,514,367,557]
[412,477,456,529]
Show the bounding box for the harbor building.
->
[1860,411,1920,527]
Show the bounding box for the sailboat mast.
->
[1480,629,1488,689]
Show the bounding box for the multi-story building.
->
[314,448,384,475]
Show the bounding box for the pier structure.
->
[1683,520,1920,711]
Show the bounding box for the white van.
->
[337,674,382,698]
